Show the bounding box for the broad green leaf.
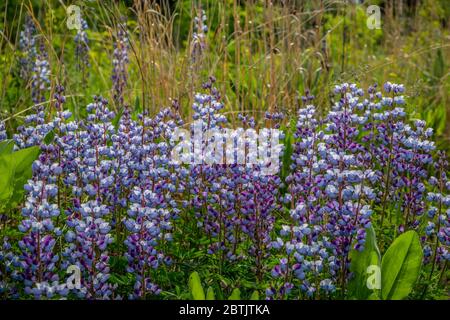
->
[250,290,259,300]
[43,130,55,145]
[0,140,14,155]
[228,288,241,300]
[381,231,423,300]
[11,146,40,175]
[348,225,381,299]
[9,146,40,206]
[0,146,40,210]
[206,286,215,300]
[189,272,205,300]
[0,154,14,208]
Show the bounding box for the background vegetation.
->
[1,0,449,150]
[0,0,448,300]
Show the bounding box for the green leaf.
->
[281,130,293,181]
[206,286,215,300]
[9,146,40,206]
[0,146,40,210]
[0,140,14,155]
[113,108,124,132]
[228,288,241,300]
[188,272,205,300]
[109,274,128,285]
[368,292,380,300]
[250,290,259,300]
[131,96,141,121]
[381,231,423,300]
[348,225,381,299]
[43,130,55,145]
[0,154,14,208]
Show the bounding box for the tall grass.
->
[0,0,449,149]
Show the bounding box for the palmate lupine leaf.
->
[381,231,423,300]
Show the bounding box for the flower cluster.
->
[0,121,6,141]
[191,9,207,63]
[176,77,282,280]
[18,15,37,80]
[18,15,50,105]
[364,82,434,230]
[74,18,90,80]
[0,238,20,298]
[268,84,375,299]
[121,107,181,299]
[111,22,129,107]
[18,140,67,298]
[2,78,449,300]
[424,151,450,264]
[6,86,181,299]
[31,41,50,104]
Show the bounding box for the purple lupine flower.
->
[0,238,20,298]
[65,200,114,299]
[111,22,129,107]
[31,41,50,105]
[363,82,434,229]
[10,85,184,299]
[124,190,171,298]
[12,85,60,149]
[177,77,282,281]
[18,15,37,80]
[121,107,180,299]
[0,122,7,141]
[74,18,90,81]
[191,9,207,63]
[270,85,375,299]
[60,97,116,299]
[17,150,66,299]
[423,151,450,266]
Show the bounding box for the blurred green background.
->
[0,0,449,151]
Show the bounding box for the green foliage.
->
[189,271,206,300]
[0,0,448,301]
[250,290,259,300]
[381,231,423,300]
[0,140,15,155]
[43,130,55,145]
[228,288,241,300]
[348,229,424,300]
[187,271,250,300]
[206,286,215,300]
[280,128,293,184]
[0,145,40,212]
[348,225,381,299]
